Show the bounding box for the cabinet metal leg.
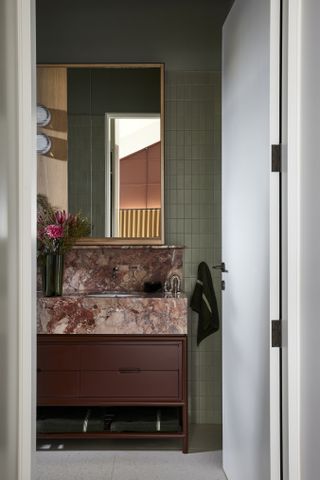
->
[182,403,189,453]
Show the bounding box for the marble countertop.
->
[72,245,185,250]
[37,292,188,335]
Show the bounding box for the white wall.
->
[0,0,35,479]
[0,3,19,476]
[117,118,160,159]
[300,0,320,478]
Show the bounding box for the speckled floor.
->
[36,424,227,480]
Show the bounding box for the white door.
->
[222,0,281,479]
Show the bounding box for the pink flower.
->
[44,224,64,239]
[55,210,68,225]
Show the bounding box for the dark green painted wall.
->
[36,0,233,70]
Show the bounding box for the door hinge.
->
[271,144,281,172]
[272,320,282,347]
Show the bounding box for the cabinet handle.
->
[119,368,141,374]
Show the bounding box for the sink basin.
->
[87,291,147,298]
[38,291,188,335]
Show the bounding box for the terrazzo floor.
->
[36,424,227,480]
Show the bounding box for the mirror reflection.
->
[105,115,161,238]
[37,64,164,243]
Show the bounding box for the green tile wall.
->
[165,71,222,424]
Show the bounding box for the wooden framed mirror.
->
[37,63,165,245]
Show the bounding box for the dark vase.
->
[42,253,64,297]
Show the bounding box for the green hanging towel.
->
[190,262,219,345]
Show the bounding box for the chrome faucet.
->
[168,274,182,296]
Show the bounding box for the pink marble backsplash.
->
[38,293,188,335]
[38,246,184,294]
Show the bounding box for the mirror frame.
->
[37,63,165,246]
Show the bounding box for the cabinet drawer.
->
[38,345,80,371]
[80,371,180,400]
[38,372,80,397]
[81,343,180,371]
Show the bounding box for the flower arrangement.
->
[37,194,91,260]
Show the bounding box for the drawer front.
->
[38,345,80,371]
[80,371,180,400]
[81,343,180,371]
[38,372,80,397]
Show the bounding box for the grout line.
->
[110,454,116,480]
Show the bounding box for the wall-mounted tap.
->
[168,273,182,296]
[112,266,119,279]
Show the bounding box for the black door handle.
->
[212,262,228,273]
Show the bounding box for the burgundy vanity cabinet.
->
[37,334,188,452]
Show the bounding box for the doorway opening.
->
[34,1,284,480]
[105,114,161,237]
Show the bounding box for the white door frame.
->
[282,0,301,479]
[270,0,302,478]
[269,0,281,477]
[13,1,300,480]
[18,0,37,477]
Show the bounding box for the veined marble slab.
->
[37,293,188,335]
[38,246,184,294]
